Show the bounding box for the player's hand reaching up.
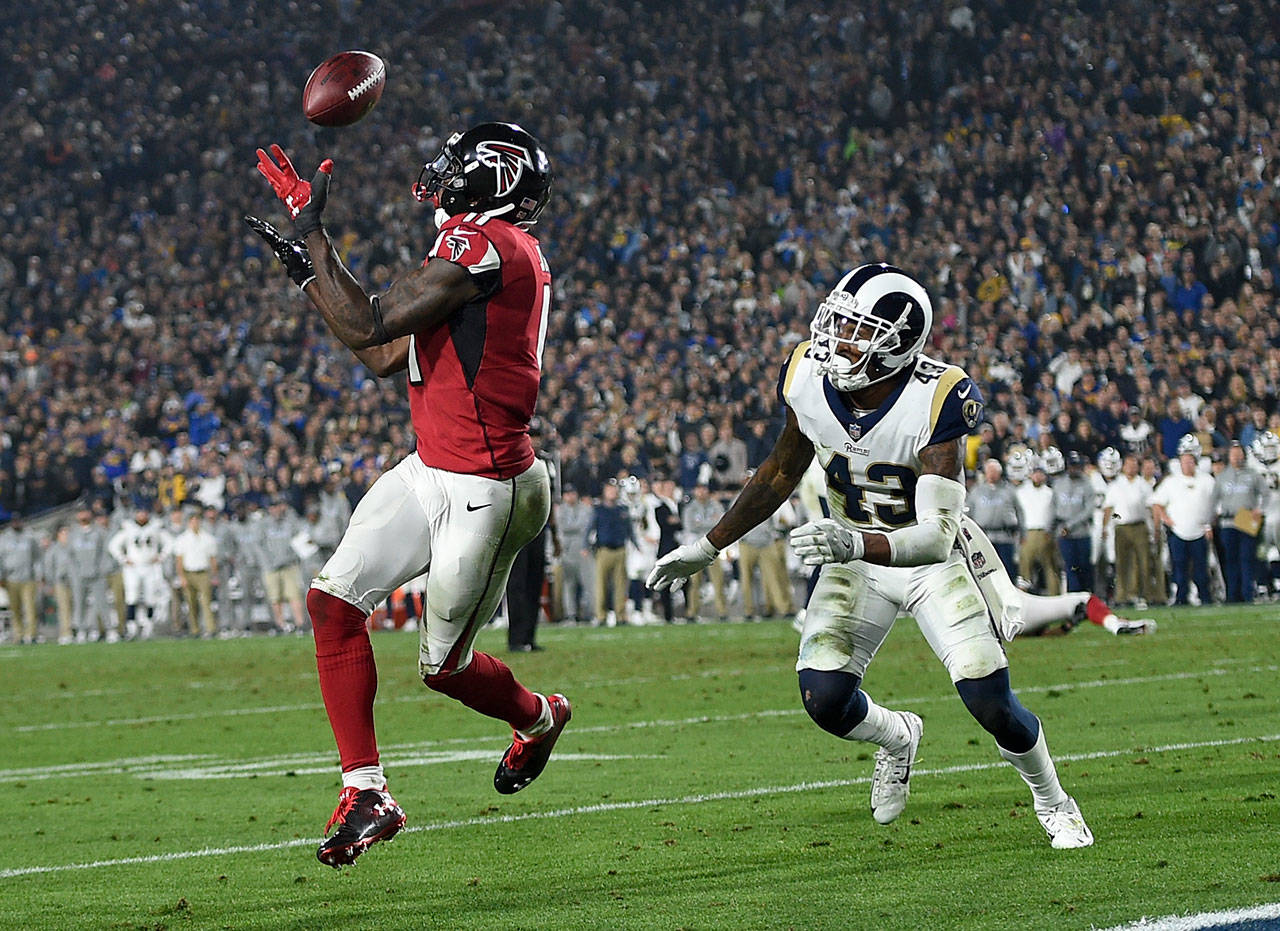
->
[789,519,865,566]
[646,537,719,591]
[254,144,333,237]
[243,216,315,289]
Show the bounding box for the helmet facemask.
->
[810,288,913,392]
[413,133,466,227]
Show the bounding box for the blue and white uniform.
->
[779,342,1003,682]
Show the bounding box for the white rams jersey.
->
[778,344,983,533]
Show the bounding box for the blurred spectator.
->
[173,510,220,638]
[1016,463,1059,595]
[1,520,41,643]
[590,481,630,626]
[968,458,1022,581]
[681,483,727,621]
[1212,442,1267,603]
[553,485,595,625]
[1054,451,1095,592]
[1152,444,1217,605]
[1102,455,1153,609]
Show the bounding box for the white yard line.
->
[1093,902,1280,930]
[2,731,1277,879]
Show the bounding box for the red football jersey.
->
[406,212,551,479]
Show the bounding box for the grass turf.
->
[2,605,1278,930]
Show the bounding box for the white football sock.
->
[516,693,552,740]
[1101,613,1123,633]
[845,694,912,755]
[999,728,1069,810]
[342,764,386,792]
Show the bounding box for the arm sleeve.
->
[883,474,966,567]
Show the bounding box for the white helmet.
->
[1041,446,1065,476]
[810,263,933,392]
[1251,431,1280,465]
[1005,448,1031,482]
[1176,433,1202,457]
[1097,446,1121,480]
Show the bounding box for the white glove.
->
[646,536,719,591]
[789,518,864,566]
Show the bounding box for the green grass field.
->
[3,606,1278,930]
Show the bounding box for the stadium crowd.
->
[2,0,1280,639]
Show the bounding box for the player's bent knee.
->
[797,668,867,737]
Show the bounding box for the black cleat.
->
[317,785,406,868]
[494,693,572,794]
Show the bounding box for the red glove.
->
[255,144,333,236]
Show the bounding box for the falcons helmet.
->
[810,264,933,392]
[413,121,552,227]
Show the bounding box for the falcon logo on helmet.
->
[474,141,535,198]
[810,264,933,392]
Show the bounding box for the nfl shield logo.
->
[972,552,986,569]
[849,423,862,441]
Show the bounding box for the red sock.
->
[308,589,380,772]
[424,651,542,731]
[1085,594,1111,626]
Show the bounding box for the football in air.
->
[302,51,386,127]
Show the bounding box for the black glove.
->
[244,215,316,289]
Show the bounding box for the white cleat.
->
[870,711,923,825]
[1036,796,1094,848]
[1115,618,1156,635]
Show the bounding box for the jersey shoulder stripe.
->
[776,340,811,405]
[927,366,984,446]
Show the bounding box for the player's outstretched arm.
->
[647,409,814,592]
[707,410,814,550]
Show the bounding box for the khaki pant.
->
[1146,530,1169,604]
[1113,522,1151,604]
[183,570,216,635]
[263,564,303,605]
[593,547,628,620]
[739,541,794,617]
[108,571,128,634]
[5,580,39,641]
[1019,529,1061,595]
[685,558,727,619]
[53,582,74,640]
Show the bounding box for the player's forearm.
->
[706,468,797,550]
[858,474,965,567]
[303,230,384,350]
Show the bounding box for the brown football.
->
[302,51,386,127]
